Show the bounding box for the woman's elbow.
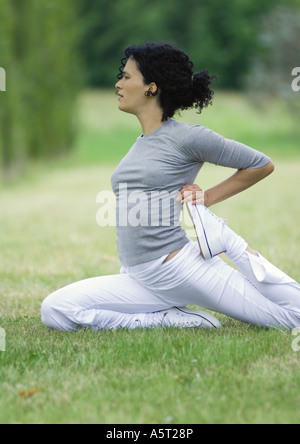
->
[265,160,275,176]
[258,160,275,179]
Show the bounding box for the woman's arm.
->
[178,160,275,207]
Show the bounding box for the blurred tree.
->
[0,0,82,179]
[245,4,300,133]
[76,0,177,86]
[184,0,275,88]
[0,0,24,176]
[76,0,287,89]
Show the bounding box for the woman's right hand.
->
[176,184,206,206]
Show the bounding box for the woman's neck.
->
[136,104,165,137]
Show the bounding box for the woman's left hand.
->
[177,184,206,205]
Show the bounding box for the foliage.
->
[1,0,299,178]
[0,0,82,178]
[76,0,295,89]
[245,5,300,133]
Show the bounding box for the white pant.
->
[41,232,300,331]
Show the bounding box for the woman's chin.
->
[118,104,132,115]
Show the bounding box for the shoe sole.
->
[175,307,221,329]
[186,202,212,260]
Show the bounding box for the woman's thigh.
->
[128,241,297,329]
[158,258,295,327]
[41,273,172,330]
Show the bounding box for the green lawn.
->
[72,89,300,164]
[0,90,300,424]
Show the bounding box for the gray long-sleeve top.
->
[111,119,271,266]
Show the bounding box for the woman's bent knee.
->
[41,296,61,330]
[41,294,75,331]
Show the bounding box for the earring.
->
[145,90,157,97]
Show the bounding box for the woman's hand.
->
[177,184,206,206]
[177,161,275,208]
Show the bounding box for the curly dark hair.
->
[117,42,217,121]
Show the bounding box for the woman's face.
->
[115,57,151,116]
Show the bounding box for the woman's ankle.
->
[246,247,259,257]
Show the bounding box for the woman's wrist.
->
[204,190,212,208]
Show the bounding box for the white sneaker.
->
[186,202,227,260]
[160,307,221,329]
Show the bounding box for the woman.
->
[41,42,300,331]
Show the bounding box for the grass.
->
[0,90,300,424]
[1,317,300,424]
[71,89,300,165]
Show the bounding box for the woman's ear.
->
[145,82,158,97]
